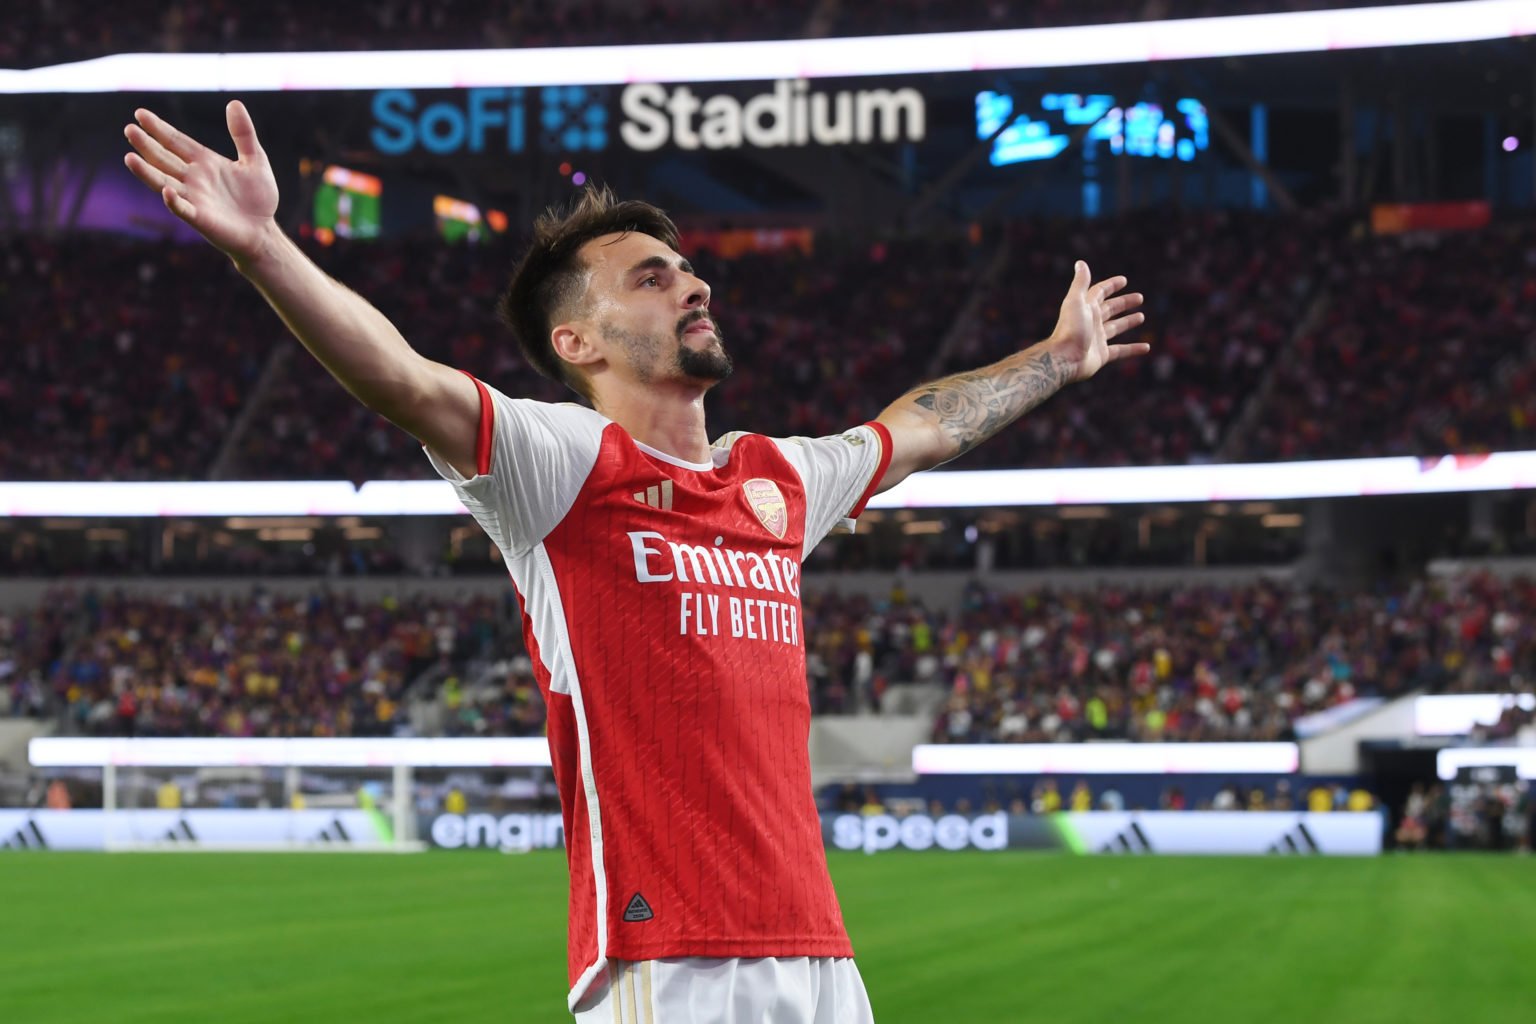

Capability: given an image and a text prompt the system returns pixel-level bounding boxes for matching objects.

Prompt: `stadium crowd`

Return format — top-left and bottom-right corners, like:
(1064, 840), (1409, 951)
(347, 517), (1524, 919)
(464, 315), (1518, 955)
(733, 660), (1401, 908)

(1237, 219), (1536, 461)
(7, 571), (1535, 742)
(937, 211), (1329, 468)
(805, 571), (1536, 742)
(6, 216), (1532, 481)
(2, 1), (1449, 67)
(9, 588), (520, 738)
(1, 236), (271, 481)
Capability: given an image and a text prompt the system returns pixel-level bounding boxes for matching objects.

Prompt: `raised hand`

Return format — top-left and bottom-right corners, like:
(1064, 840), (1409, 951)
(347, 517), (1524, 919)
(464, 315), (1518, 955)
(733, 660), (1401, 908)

(1048, 260), (1149, 383)
(123, 101), (278, 265)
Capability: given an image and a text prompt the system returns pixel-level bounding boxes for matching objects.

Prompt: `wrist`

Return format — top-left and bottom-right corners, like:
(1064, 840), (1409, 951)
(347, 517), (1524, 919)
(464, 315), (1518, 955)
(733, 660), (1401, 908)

(231, 219), (287, 277)
(1036, 335), (1081, 386)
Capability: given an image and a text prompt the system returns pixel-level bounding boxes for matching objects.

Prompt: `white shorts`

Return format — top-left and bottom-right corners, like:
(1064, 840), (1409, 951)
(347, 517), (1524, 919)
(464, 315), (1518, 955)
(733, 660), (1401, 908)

(573, 957), (875, 1024)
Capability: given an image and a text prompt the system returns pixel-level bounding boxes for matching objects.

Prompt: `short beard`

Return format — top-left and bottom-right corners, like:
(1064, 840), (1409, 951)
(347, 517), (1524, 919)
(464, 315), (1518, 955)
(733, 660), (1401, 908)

(675, 312), (733, 382)
(598, 316), (733, 386)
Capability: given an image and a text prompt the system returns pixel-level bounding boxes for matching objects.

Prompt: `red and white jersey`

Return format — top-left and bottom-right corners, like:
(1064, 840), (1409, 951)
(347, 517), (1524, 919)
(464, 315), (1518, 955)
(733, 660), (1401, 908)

(426, 377), (893, 1011)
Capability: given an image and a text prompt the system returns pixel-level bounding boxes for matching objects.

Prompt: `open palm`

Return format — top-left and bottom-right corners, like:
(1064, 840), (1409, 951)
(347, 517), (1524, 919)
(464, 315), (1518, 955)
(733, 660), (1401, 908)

(1050, 260), (1149, 383)
(123, 101), (278, 264)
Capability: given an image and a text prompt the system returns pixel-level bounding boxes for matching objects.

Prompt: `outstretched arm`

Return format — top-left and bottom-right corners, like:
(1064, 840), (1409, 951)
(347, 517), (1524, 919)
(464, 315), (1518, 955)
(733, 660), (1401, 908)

(122, 101), (480, 476)
(873, 261), (1148, 491)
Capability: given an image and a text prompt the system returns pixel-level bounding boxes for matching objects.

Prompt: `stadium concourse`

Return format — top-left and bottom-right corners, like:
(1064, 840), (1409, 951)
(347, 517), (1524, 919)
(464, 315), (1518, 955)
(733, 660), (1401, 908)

(5, 216), (1535, 482)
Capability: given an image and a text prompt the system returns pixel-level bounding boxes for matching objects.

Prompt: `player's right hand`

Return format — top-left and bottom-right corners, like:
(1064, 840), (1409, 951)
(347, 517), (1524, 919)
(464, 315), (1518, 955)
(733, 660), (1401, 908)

(123, 101), (278, 266)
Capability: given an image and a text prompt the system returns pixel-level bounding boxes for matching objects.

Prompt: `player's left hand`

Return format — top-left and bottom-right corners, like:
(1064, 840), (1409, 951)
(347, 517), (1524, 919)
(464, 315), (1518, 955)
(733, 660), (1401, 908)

(1047, 261), (1149, 383)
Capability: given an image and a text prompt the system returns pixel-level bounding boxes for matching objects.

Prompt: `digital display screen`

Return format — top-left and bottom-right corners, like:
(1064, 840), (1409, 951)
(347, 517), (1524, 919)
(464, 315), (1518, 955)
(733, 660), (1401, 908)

(977, 91), (1209, 167)
(433, 194), (507, 244)
(311, 165), (381, 243)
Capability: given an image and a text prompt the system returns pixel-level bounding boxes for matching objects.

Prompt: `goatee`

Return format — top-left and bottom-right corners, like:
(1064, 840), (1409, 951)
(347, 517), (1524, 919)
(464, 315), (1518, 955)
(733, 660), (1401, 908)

(677, 343), (733, 382)
(676, 313), (732, 382)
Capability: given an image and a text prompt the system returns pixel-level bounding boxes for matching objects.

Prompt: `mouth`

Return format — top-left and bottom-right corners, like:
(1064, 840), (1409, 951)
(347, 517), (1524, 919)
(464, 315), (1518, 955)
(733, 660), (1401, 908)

(684, 320), (717, 338)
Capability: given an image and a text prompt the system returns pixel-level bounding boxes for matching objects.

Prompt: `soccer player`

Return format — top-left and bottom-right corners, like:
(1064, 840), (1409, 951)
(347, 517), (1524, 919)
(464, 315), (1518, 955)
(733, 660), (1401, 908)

(123, 101), (1147, 1023)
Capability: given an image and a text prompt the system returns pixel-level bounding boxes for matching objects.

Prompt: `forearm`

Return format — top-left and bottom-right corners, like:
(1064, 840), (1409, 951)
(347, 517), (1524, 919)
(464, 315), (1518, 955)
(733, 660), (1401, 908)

(878, 338), (1070, 470)
(235, 222), (431, 416)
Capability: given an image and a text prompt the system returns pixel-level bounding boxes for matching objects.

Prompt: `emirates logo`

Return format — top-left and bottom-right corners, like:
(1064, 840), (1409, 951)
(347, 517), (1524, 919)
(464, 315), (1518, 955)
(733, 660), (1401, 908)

(741, 478), (788, 540)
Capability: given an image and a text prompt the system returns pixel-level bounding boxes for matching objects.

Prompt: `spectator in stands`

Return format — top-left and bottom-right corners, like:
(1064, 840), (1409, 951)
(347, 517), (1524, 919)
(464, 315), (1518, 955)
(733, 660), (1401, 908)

(1396, 782), (1428, 850)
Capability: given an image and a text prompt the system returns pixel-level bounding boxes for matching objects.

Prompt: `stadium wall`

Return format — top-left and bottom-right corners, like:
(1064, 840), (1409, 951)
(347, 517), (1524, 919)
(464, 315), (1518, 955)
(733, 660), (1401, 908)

(0, 720), (50, 774)
(1300, 693), (1422, 775)
(809, 716), (932, 788)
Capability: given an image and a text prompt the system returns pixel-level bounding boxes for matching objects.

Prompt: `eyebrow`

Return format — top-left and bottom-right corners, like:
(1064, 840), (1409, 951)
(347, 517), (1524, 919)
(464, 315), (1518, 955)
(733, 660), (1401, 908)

(626, 254), (694, 278)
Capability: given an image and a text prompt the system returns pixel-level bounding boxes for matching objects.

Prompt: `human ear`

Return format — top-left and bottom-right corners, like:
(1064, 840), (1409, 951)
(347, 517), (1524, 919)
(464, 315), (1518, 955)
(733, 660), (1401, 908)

(552, 322), (604, 370)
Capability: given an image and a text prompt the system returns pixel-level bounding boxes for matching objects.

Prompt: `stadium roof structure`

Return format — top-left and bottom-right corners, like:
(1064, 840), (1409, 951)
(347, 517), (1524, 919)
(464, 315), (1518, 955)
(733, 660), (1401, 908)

(3, 0), (1531, 93)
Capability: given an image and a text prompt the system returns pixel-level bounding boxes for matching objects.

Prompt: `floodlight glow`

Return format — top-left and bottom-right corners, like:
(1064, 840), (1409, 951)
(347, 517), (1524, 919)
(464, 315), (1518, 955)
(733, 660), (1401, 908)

(29, 736), (553, 768)
(913, 742), (1300, 775)
(1436, 747), (1536, 781)
(7, 451), (1536, 516)
(1, 1), (1531, 94)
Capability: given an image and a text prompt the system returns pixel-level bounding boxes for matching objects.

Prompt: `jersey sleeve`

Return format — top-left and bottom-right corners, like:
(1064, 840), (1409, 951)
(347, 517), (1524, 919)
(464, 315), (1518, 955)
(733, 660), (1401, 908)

(771, 421), (894, 560)
(423, 377), (606, 557)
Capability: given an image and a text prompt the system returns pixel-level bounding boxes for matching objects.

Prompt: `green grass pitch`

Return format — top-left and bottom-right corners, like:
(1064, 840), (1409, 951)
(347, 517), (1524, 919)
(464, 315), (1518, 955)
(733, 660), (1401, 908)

(1, 851), (1529, 1023)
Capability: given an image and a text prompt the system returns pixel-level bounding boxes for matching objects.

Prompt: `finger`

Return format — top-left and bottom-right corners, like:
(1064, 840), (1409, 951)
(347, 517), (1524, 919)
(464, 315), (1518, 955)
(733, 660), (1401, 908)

(1103, 292), (1144, 318)
(1106, 342), (1151, 363)
(134, 107), (208, 162)
(1066, 260), (1091, 297)
(226, 100), (265, 162)
(124, 123), (189, 180)
(161, 184), (198, 224)
(1090, 275), (1129, 302)
(124, 151), (176, 193)
(1105, 312), (1147, 338)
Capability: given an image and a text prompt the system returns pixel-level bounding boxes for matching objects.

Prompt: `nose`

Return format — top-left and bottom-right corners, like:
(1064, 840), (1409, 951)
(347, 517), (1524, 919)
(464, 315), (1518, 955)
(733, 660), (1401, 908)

(683, 275), (710, 310)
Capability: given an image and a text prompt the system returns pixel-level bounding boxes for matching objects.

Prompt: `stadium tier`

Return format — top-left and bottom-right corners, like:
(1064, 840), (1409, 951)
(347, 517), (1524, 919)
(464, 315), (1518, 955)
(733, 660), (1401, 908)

(6, 216), (1534, 482)
(1237, 219), (1536, 461)
(5, 571), (1533, 740)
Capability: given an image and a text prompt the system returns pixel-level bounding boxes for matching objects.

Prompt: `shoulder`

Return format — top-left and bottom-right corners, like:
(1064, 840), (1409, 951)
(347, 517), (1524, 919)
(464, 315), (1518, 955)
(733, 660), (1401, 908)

(486, 388), (608, 429)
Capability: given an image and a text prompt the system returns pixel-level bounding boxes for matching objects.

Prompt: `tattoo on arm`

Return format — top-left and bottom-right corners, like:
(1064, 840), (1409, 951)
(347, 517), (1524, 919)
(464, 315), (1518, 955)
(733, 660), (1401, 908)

(908, 348), (1067, 459)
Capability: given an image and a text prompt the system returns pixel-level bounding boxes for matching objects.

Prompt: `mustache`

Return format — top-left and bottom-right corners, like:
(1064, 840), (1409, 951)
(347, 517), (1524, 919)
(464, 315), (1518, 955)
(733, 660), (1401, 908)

(676, 310), (720, 339)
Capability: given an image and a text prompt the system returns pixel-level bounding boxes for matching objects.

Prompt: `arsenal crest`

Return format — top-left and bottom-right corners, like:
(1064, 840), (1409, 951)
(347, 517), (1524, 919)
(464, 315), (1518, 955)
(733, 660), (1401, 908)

(741, 478), (788, 540)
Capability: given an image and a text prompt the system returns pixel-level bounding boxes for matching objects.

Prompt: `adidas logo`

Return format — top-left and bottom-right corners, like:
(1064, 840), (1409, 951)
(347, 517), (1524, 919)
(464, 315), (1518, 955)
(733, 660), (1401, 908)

(160, 819), (197, 843)
(313, 817), (352, 843)
(1268, 822), (1321, 855)
(1, 819), (47, 850)
(622, 892), (654, 922)
(633, 480), (674, 511)
(1098, 821), (1153, 854)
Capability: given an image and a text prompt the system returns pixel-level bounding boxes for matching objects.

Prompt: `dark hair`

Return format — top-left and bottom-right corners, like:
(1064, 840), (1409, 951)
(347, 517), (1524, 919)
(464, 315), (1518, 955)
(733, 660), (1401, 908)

(497, 184), (681, 399)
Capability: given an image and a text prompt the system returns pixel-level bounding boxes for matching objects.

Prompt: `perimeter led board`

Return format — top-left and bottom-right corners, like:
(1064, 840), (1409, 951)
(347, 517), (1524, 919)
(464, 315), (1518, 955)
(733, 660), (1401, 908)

(29, 736), (553, 768)
(912, 742), (1300, 775)
(4, 451), (1534, 516)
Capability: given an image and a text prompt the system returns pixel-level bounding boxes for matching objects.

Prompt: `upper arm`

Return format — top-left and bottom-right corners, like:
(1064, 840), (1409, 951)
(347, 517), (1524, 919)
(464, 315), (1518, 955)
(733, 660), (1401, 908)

(774, 424), (894, 557)
(422, 385), (606, 556)
(381, 358), (483, 479)
(873, 404), (948, 495)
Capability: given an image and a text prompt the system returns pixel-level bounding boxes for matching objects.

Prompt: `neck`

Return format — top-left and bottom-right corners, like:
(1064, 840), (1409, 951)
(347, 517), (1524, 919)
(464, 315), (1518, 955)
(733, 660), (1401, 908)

(594, 381), (712, 465)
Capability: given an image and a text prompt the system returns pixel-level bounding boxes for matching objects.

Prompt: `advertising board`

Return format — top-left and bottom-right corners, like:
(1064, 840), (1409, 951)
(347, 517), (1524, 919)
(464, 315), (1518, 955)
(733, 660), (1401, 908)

(821, 811), (1381, 856)
(0, 810), (394, 851)
(415, 811), (1382, 856)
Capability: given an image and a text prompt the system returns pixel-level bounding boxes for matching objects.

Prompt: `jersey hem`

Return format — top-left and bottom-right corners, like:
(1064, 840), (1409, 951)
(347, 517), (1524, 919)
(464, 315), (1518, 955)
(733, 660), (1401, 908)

(602, 936), (855, 962)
